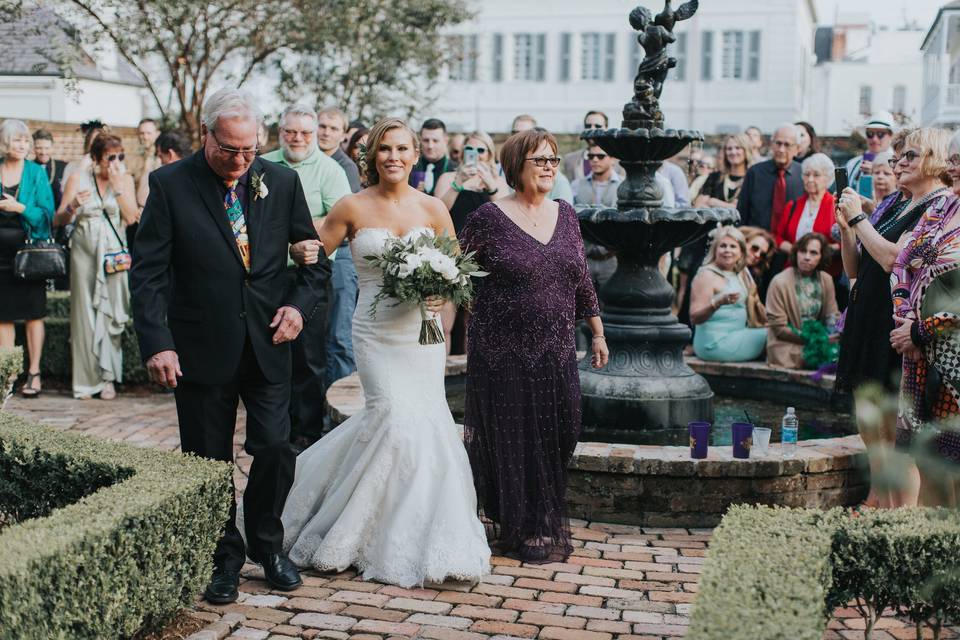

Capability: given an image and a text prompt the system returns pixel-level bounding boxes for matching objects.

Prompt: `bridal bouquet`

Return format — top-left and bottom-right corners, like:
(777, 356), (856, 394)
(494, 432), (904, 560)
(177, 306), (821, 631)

(365, 232), (487, 345)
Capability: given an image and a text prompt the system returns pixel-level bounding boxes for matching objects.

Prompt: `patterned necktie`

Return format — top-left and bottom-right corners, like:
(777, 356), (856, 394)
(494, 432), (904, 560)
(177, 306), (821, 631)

(770, 167), (787, 234)
(224, 180), (251, 271)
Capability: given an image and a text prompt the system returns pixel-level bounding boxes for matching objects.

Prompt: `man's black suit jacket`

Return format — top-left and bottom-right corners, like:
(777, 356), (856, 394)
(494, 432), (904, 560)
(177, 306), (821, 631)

(130, 151), (331, 385)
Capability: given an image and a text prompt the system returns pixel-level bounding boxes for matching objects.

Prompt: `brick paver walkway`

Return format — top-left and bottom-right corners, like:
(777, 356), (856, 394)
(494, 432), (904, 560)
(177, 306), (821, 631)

(6, 390), (957, 640)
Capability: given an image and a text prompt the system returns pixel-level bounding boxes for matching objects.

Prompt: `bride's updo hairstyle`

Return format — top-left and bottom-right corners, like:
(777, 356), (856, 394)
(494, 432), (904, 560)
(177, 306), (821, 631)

(363, 117), (420, 186)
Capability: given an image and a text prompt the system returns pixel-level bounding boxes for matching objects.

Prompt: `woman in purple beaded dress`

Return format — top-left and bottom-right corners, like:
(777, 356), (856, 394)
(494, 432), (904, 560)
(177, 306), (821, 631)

(461, 128), (609, 563)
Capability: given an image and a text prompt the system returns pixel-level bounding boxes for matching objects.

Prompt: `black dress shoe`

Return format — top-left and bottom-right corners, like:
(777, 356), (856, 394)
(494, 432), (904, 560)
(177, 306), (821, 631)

(259, 552), (302, 591)
(203, 567), (240, 604)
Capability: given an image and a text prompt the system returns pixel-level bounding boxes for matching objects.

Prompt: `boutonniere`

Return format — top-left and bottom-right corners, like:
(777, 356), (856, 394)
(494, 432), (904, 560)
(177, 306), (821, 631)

(251, 173), (269, 201)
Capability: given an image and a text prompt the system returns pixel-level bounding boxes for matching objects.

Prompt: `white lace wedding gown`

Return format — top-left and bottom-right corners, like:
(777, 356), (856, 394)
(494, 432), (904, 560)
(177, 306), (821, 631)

(279, 227), (491, 587)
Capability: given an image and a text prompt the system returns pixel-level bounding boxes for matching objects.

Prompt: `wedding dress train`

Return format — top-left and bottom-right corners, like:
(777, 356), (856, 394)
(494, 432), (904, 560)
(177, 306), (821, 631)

(279, 226), (491, 587)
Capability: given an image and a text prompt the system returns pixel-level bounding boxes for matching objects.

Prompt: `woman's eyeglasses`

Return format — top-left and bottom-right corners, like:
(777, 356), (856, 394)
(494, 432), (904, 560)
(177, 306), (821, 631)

(586, 153), (608, 160)
(464, 145), (487, 155)
(526, 156), (561, 168)
(107, 153), (125, 162)
(894, 150), (921, 165)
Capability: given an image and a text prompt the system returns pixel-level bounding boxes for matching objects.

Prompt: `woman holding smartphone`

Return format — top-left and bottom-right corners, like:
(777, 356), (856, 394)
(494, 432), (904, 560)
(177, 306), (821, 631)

(432, 131), (507, 353)
(434, 131), (507, 234)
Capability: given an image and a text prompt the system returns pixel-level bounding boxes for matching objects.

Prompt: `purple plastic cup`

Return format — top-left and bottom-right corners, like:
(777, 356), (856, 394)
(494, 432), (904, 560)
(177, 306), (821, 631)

(689, 422), (711, 459)
(732, 422), (754, 459)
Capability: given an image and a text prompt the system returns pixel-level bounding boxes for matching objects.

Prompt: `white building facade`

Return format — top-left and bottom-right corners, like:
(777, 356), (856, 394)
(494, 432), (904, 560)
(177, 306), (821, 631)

(921, 1), (960, 128)
(429, 0), (818, 134)
(809, 24), (923, 135)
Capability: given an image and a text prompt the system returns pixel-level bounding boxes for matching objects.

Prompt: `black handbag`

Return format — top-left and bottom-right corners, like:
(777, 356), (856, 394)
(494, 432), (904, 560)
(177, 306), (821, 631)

(7, 178), (67, 281)
(14, 238), (67, 281)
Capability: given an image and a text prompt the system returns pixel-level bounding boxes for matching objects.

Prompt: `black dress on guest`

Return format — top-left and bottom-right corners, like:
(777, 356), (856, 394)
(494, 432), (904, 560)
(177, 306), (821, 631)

(461, 200), (600, 563)
(836, 193), (923, 392)
(0, 184), (46, 322)
(449, 190), (490, 236)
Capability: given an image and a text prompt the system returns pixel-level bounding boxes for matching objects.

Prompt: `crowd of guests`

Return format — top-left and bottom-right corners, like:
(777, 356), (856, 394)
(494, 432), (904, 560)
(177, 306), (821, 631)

(675, 113), (960, 508)
(3, 103), (960, 518)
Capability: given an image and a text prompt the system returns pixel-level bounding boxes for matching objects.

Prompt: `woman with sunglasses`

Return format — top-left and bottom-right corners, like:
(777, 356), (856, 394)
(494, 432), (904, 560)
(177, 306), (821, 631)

(56, 133), (138, 399)
(433, 131), (507, 352)
(461, 128), (607, 563)
(836, 127), (950, 509)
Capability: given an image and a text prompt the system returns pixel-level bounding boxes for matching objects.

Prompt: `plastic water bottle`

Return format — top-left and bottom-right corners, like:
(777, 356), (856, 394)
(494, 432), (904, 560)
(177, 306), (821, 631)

(781, 407), (799, 458)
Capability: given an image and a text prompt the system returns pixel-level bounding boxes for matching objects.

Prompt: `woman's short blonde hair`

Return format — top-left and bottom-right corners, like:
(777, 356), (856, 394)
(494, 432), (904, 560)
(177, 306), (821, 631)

(903, 127), (952, 186)
(464, 131), (498, 169)
(703, 225), (747, 273)
(720, 134), (754, 175)
(362, 117), (419, 187)
(0, 119), (30, 156)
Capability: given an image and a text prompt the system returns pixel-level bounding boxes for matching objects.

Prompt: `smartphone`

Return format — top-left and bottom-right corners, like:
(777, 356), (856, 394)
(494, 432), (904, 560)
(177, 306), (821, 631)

(463, 147), (478, 167)
(834, 167), (849, 194)
(858, 174), (874, 198)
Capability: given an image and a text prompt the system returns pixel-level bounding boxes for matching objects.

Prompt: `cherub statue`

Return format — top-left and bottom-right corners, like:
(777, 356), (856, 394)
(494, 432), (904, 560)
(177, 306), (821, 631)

(630, 6), (675, 104)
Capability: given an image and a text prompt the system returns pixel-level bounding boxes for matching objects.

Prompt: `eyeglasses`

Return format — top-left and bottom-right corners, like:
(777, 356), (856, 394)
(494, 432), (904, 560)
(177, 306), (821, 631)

(866, 130), (891, 140)
(584, 123), (605, 129)
(281, 128), (314, 139)
(897, 150), (921, 165)
(949, 155), (960, 168)
(526, 156), (561, 168)
(106, 153), (125, 162)
(586, 153), (608, 160)
(464, 145), (487, 154)
(748, 244), (766, 254)
(212, 132), (259, 160)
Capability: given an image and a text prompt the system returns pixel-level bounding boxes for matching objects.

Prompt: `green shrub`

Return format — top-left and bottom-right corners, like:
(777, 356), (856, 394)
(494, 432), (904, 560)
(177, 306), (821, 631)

(687, 505), (841, 640)
(830, 508), (960, 638)
(14, 291), (149, 384)
(0, 347), (22, 406)
(689, 505), (960, 639)
(0, 412), (232, 639)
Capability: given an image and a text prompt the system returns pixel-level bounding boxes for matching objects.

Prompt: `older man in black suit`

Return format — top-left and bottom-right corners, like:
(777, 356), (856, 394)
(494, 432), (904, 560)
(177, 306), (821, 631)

(131, 88), (331, 604)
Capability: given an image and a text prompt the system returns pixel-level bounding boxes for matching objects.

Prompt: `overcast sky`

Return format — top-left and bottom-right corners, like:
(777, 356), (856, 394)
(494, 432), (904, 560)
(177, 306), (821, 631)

(814, 0), (943, 29)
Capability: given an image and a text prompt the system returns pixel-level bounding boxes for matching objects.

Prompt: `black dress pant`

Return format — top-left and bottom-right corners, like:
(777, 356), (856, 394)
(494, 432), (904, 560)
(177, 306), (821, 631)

(175, 337), (296, 572)
(289, 267), (329, 441)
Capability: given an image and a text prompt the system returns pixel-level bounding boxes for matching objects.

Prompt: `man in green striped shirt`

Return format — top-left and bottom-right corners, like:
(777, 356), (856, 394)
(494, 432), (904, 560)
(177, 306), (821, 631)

(262, 104), (351, 448)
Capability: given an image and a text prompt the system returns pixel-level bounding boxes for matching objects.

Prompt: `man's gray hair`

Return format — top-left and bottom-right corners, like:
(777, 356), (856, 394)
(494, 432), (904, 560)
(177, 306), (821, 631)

(801, 152), (834, 176)
(0, 119), (30, 156)
(774, 123), (802, 145)
(201, 88), (263, 132)
(280, 104), (317, 129)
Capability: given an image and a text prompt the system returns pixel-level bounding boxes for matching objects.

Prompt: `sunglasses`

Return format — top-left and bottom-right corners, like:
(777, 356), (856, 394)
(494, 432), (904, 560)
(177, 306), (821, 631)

(894, 150), (921, 165)
(586, 153), (608, 160)
(866, 130), (890, 140)
(464, 145), (487, 154)
(526, 156), (561, 168)
(748, 244), (766, 253)
(107, 153), (125, 162)
(584, 123), (605, 129)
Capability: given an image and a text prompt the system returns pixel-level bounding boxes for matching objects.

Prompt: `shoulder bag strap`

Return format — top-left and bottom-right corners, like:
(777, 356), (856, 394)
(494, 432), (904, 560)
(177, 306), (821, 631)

(91, 170), (126, 249)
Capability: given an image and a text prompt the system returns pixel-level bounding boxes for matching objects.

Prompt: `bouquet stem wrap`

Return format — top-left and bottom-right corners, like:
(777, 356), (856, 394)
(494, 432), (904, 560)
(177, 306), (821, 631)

(419, 303), (445, 345)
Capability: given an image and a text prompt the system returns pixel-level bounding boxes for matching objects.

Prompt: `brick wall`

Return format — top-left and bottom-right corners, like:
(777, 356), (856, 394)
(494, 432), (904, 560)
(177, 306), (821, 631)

(20, 119), (140, 163)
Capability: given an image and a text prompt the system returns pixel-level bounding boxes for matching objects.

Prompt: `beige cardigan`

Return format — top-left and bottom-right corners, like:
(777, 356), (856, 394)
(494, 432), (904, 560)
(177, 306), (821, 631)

(765, 268), (838, 369)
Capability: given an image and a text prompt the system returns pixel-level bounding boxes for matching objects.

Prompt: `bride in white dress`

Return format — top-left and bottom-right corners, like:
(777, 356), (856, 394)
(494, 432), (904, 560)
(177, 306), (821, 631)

(279, 118), (490, 587)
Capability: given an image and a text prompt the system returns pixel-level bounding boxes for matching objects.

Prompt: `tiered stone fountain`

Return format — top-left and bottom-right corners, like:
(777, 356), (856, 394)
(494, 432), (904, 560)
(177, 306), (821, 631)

(576, 1), (739, 442)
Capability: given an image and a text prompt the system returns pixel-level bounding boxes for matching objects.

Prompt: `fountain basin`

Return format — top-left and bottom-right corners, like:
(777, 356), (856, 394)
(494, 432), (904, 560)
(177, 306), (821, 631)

(583, 127), (703, 163)
(578, 205), (739, 256)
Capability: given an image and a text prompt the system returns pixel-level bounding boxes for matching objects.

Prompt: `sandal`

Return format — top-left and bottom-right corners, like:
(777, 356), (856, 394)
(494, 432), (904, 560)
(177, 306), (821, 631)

(100, 382), (116, 401)
(20, 373), (41, 398)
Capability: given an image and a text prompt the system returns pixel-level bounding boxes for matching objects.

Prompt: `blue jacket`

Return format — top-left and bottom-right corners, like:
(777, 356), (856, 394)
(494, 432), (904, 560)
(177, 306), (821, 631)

(4, 161), (54, 240)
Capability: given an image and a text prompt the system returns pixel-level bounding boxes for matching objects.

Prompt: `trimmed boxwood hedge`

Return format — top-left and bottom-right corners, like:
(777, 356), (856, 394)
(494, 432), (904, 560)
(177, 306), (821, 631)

(0, 346), (22, 408)
(0, 410), (232, 639)
(688, 505), (842, 640)
(14, 291), (148, 384)
(689, 505), (960, 639)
